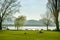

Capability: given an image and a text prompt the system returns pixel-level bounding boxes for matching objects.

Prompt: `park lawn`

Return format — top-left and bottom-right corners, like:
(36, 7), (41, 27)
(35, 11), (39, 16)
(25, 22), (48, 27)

(0, 30), (60, 40)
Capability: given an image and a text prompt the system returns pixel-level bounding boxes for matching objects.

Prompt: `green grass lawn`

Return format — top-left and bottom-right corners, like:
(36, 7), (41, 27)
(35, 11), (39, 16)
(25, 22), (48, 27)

(0, 30), (60, 40)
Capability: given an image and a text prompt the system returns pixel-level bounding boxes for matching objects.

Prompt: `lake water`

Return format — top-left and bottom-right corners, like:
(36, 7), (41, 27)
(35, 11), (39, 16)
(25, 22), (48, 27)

(3, 26), (57, 30)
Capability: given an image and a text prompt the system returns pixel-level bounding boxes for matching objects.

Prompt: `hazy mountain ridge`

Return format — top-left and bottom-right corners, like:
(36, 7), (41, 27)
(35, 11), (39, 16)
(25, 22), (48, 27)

(25, 19), (55, 26)
(25, 20), (40, 26)
(3, 18), (55, 26)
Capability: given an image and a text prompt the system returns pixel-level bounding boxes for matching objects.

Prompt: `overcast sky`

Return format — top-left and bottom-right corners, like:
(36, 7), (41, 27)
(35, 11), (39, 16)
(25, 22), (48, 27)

(14, 0), (48, 20)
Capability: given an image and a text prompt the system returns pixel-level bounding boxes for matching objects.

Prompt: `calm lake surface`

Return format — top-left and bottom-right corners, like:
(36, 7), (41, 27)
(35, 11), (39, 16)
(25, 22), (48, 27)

(3, 26), (58, 30)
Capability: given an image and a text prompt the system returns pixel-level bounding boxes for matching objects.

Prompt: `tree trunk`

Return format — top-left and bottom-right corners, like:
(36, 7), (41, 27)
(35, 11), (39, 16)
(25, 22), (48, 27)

(17, 27), (18, 30)
(0, 22), (2, 30)
(55, 0), (59, 31)
(0, 17), (2, 30)
(47, 25), (48, 30)
(55, 17), (59, 31)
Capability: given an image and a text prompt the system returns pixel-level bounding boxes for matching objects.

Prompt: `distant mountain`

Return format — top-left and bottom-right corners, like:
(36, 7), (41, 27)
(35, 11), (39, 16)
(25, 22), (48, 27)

(25, 19), (55, 26)
(3, 17), (55, 26)
(25, 20), (40, 26)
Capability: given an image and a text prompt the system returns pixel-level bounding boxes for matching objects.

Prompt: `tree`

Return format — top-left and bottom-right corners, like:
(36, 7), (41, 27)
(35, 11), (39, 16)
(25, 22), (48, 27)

(41, 12), (52, 30)
(47, 0), (60, 31)
(14, 16), (26, 30)
(0, 0), (21, 30)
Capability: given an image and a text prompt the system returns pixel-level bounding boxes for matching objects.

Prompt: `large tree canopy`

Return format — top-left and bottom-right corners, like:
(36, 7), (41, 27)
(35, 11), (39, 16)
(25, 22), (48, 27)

(47, 0), (60, 31)
(47, 0), (60, 13)
(0, 0), (21, 30)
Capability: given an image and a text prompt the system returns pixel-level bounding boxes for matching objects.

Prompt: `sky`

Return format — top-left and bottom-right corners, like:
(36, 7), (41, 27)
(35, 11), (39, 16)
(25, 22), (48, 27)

(14, 0), (48, 20)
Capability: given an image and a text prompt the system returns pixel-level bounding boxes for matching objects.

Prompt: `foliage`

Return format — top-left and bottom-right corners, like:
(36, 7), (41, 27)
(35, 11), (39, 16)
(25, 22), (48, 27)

(0, 0), (21, 30)
(0, 0), (21, 20)
(47, 0), (60, 31)
(40, 12), (52, 30)
(14, 16), (26, 30)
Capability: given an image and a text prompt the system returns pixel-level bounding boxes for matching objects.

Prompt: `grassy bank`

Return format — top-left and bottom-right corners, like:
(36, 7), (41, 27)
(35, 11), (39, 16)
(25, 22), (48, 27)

(0, 30), (60, 40)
